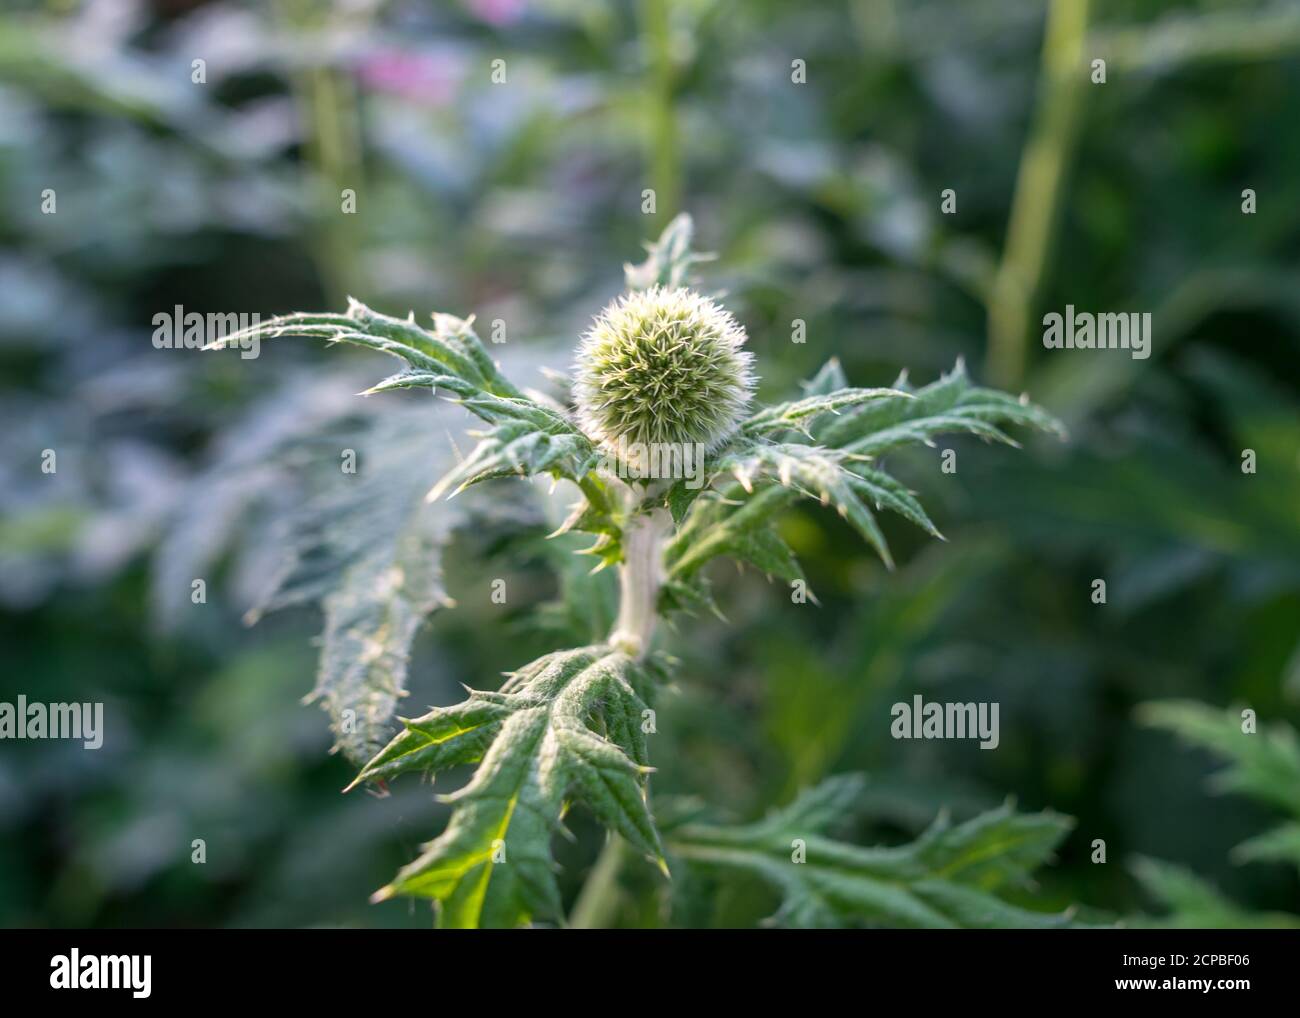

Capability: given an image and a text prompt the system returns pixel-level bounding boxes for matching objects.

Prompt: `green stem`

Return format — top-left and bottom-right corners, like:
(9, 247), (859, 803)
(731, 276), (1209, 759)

(277, 0), (366, 305)
(641, 0), (679, 221)
(986, 0), (1090, 388)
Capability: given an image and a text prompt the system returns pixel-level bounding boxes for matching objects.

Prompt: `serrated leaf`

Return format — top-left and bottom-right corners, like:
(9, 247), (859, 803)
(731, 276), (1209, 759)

(728, 441), (894, 564)
(662, 361), (1062, 587)
(624, 213), (714, 291)
(911, 803), (1073, 891)
(667, 442), (895, 576)
(658, 573), (723, 619)
(429, 419), (599, 500)
(849, 465), (943, 539)
(800, 357), (850, 397)
(726, 525), (806, 583)
(744, 387), (912, 437)
(208, 299), (598, 499)
(1129, 856), (1300, 929)
(362, 646), (664, 928)
(818, 359), (1065, 454)
(209, 300), (517, 396)
(312, 529), (451, 763)
(249, 408), (468, 763)
(668, 778), (1087, 928)
(663, 476), (711, 526)
(1138, 701), (1300, 817)
(1138, 700), (1300, 894)
(1233, 822), (1300, 869)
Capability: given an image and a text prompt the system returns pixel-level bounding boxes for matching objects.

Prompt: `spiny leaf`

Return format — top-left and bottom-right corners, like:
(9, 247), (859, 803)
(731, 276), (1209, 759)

(800, 357), (850, 397)
(1129, 857), (1300, 929)
(1137, 701), (1300, 817)
(910, 803), (1075, 891)
(1138, 700), (1300, 896)
(725, 525), (806, 584)
(429, 420), (599, 501)
(662, 361), (1061, 586)
(208, 300), (520, 399)
(818, 359), (1066, 454)
(850, 465), (943, 539)
(624, 213), (715, 291)
(668, 778), (1086, 928)
(208, 300), (602, 500)
(1128, 705), (1300, 926)
(722, 441), (895, 566)
(312, 528), (451, 764)
(248, 408), (468, 763)
(1233, 822), (1300, 869)
(744, 387), (912, 437)
(550, 476), (624, 570)
(360, 646), (664, 928)
(666, 443), (898, 578)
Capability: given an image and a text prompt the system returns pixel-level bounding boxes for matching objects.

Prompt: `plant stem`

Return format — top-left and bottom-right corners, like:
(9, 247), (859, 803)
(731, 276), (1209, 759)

(276, 0), (367, 306)
(986, 0), (1090, 388)
(609, 508), (670, 658)
(302, 64), (365, 306)
(641, 0), (680, 221)
(568, 835), (627, 929)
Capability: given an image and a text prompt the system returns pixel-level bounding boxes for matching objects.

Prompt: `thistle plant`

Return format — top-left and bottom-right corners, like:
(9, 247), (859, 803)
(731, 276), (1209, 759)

(210, 215), (1085, 929)
(573, 285), (755, 455)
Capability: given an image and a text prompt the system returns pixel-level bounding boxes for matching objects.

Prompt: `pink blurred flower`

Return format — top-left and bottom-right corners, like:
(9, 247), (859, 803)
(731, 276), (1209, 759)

(355, 49), (462, 105)
(464, 0), (527, 27)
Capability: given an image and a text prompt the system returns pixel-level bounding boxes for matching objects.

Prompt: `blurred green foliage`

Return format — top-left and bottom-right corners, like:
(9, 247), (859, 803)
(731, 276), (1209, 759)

(0, 0), (1297, 927)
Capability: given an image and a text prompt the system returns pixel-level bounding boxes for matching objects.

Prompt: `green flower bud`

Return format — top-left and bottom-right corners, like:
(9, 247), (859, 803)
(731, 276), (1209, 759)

(573, 286), (755, 456)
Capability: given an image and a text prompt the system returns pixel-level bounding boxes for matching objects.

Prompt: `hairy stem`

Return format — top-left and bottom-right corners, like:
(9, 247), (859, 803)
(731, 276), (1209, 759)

(609, 508), (671, 658)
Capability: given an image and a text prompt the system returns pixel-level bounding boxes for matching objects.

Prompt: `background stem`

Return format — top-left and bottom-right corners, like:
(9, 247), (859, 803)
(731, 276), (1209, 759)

(986, 0), (1090, 388)
(642, 0), (680, 221)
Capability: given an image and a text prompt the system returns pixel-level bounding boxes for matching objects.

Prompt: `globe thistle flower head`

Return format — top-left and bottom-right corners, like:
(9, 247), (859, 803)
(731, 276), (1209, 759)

(573, 286), (755, 456)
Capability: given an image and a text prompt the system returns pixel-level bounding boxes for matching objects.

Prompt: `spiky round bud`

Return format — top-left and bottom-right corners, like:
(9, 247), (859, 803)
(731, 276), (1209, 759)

(573, 286), (755, 455)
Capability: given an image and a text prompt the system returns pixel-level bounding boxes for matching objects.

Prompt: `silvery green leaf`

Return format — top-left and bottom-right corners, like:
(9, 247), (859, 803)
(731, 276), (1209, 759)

(624, 213), (715, 291)
(208, 300), (521, 398)
(744, 387), (912, 437)
(248, 407), (470, 764)
(663, 360), (1062, 584)
(1233, 823), (1300, 869)
(818, 359), (1066, 454)
(722, 441), (895, 566)
(209, 298), (600, 506)
(153, 375), (493, 765)
(358, 646), (665, 928)
(428, 420), (600, 500)
(1130, 857), (1300, 929)
(1138, 701), (1300, 891)
(1138, 700), (1300, 817)
(800, 357), (850, 397)
(669, 778), (1087, 928)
